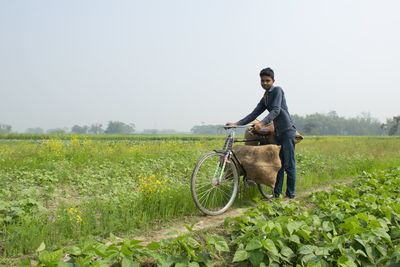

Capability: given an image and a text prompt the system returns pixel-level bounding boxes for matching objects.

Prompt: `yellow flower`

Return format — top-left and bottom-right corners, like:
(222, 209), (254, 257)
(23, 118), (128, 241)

(137, 173), (169, 194)
(69, 207), (83, 224)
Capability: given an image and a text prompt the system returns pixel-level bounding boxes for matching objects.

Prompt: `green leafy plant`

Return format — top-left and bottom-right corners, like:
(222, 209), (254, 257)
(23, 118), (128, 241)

(226, 167), (400, 266)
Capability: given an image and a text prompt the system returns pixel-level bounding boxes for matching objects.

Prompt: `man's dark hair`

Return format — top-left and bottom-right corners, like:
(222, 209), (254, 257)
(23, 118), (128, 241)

(259, 67), (274, 80)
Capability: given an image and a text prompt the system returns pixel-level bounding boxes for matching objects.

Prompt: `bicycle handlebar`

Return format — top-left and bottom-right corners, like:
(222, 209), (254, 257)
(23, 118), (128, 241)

(223, 124), (254, 129)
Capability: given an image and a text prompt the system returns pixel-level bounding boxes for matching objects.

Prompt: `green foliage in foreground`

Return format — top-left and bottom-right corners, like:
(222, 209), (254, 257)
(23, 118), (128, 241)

(18, 167), (400, 266)
(226, 167), (400, 266)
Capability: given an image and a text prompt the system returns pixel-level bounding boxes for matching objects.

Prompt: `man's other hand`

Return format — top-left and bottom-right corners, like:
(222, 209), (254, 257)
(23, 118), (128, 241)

(254, 122), (265, 131)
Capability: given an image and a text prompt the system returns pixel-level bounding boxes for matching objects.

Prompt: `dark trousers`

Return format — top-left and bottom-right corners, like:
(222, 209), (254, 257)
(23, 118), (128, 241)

(273, 127), (297, 198)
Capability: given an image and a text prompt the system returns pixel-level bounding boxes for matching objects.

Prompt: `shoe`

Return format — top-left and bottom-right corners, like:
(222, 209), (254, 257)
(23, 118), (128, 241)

(284, 196), (294, 202)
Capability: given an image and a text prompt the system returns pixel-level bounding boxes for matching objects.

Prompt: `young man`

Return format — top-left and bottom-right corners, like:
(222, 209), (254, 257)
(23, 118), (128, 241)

(226, 67), (297, 199)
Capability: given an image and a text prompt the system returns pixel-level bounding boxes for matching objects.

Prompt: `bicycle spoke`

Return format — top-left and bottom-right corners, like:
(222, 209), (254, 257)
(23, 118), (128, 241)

(217, 185), (233, 199)
(200, 181), (233, 210)
(198, 185), (223, 209)
(210, 186), (218, 208)
(198, 191), (211, 206)
(195, 183), (213, 191)
(197, 186), (214, 201)
(212, 187), (225, 205)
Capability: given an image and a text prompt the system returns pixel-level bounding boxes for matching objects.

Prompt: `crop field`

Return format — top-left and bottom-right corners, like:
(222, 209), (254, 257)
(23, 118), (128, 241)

(0, 134), (399, 266)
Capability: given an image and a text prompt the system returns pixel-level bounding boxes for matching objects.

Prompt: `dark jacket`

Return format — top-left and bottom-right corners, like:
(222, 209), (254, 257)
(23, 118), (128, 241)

(237, 86), (295, 135)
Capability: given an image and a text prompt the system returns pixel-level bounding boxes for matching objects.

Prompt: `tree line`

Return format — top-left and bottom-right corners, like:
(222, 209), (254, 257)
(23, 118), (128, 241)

(0, 121), (135, 135)
(0, 121), (185, 135)
(190, 112), (400, 136)
(1, 112), (399, 135)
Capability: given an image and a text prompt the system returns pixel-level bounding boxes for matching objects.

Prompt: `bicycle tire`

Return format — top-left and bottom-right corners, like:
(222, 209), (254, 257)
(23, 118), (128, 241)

(191, 151), (239, 215)
(257, 184), (274, 199)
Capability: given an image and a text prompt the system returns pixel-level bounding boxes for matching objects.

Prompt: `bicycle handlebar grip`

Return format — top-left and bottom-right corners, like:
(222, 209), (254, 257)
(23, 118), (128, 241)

(224, 124), (254, 129)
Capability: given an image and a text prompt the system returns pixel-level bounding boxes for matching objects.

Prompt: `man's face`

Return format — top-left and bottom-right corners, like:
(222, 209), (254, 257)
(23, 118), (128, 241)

(260, 76), (274, 91)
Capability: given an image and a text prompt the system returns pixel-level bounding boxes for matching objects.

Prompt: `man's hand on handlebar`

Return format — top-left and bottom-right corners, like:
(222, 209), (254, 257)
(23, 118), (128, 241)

(254, 121), (265, 131)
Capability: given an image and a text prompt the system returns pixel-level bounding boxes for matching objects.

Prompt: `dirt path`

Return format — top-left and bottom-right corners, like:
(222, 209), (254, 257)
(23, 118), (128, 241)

(136, 177), (354, 244)
(136, 208), (248, 244)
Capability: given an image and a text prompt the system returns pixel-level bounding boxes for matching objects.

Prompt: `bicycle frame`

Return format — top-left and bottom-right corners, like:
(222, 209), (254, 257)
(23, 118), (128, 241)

(214, 125), (253, 184)
(190, 124), (274, 215)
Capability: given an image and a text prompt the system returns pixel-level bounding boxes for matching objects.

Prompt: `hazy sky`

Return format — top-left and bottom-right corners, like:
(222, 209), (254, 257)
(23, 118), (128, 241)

(1, 0), (399, 132)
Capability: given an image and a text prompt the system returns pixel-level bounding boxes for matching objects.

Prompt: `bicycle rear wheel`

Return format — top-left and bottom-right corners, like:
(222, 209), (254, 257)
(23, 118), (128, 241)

(191, 151), (239, 215)
(258, 184), (274, 199)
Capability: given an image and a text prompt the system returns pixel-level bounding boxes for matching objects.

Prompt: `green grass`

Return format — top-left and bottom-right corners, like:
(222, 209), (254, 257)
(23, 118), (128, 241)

(0, 134), (399, 262)
(14, 167), (400, 266)
(295, 136), (400, 189)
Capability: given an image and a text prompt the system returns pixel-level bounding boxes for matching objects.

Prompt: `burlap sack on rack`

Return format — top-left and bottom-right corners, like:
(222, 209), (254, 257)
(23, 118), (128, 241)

(232, 144), (281, 188)
(245, 120), (303, 145)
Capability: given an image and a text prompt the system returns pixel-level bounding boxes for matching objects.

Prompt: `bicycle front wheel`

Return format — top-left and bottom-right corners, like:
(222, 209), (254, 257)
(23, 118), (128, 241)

(191, 151), (239, 215)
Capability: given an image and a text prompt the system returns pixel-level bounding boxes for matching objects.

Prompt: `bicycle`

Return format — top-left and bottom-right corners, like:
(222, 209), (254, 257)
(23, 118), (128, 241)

(190, 125), (274, 215)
